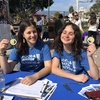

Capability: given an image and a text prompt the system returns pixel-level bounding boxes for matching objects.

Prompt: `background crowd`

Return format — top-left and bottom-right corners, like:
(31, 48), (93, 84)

(0, 11), (100, 85)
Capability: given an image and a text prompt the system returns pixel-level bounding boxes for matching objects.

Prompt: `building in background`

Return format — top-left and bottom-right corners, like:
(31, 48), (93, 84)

(79, 7), (89, 22)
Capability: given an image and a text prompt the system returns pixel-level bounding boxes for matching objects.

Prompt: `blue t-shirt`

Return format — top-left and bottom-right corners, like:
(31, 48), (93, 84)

(53, 49), (90, 74)
(8, 41), (51, 72)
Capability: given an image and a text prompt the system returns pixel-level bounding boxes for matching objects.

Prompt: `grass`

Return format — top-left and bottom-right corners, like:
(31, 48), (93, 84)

(82, 22), (88, 32)
(83, 27), (88, 32)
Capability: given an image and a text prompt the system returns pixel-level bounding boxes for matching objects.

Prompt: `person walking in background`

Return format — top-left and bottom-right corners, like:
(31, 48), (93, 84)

(88, 12), (98, 45)
(98, 19), (100, 32)
(42, 17), (49, 40)
(0, 19), (52, 85)
(64, 15), (70, 23)
(55, 14), (66, 36)
(10, 21), (16, 38)
(37, 17), (43, 32)
(72, 11), (84, 34)
(51, 22), (99, 83)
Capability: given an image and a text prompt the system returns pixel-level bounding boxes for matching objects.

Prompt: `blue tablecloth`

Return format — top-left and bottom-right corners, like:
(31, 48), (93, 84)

(1, 71), (100, 100)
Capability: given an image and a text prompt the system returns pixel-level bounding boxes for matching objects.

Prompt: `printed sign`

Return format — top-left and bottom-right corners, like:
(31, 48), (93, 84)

(0, 0), (11, 42)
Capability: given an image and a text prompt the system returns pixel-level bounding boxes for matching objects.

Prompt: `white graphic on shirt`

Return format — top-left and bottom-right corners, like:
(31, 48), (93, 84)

(72, 61), (76, 72)
(21, 54), (40, 64)
(61, 59), (76, 73)
(36, 54), (40, 61)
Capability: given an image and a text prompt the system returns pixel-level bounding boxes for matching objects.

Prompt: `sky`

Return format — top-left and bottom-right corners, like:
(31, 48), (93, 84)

(44, 0), (96, 11)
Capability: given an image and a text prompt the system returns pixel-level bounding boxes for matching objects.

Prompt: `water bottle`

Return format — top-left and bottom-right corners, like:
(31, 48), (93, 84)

(0, 68), (5, 92)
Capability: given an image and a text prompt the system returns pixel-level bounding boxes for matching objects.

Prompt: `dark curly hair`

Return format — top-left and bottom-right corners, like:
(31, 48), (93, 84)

(53, 22), (85, 60)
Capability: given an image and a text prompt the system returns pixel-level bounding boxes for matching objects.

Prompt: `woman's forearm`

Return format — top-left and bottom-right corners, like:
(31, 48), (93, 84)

(34, 66), (51, 80)
(88, 56), (99, 80)
(0, 56), (12, 74)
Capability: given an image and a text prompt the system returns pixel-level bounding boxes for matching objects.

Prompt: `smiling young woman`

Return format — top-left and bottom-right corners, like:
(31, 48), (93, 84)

(51, 22), (99, 83)
(0, 19), (52, 85)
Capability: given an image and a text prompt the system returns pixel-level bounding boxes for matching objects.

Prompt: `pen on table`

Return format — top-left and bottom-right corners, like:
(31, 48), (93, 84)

(63, 82), (73, 93)
(40, 81), (49, 93)
(46, 85), (57, 100)
(66, 82), (83, 85)
(44, 85), (57, 100)
(40, 84), (46, 93)
(0, 95), (3, 100)
(45, 84), (54, 92)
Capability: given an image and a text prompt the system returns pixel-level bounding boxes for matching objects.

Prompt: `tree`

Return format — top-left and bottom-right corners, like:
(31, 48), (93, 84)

(69, 6), (74, 13)
(9, 0), (54, 19)
(90, 0), (100, 15)
(53, 12), (60, 19)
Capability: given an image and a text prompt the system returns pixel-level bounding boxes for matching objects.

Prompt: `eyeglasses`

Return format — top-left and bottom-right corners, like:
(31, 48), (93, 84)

(74, 15), (78, 17)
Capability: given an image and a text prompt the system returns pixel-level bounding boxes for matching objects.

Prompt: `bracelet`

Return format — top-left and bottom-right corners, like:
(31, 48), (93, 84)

(0, 51), (6, 56)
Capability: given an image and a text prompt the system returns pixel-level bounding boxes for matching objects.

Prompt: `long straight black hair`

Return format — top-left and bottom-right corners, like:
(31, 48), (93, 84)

(89, 12), (96, 25)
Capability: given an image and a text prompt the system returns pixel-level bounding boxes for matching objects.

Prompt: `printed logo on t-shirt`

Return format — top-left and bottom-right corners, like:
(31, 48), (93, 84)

(21, 54), (40, 64)
(61, 59), (76, 73)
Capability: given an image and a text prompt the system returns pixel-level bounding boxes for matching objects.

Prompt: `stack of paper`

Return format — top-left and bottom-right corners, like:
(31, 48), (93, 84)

(5, 78), (57, 100)
(2, 95), (14, 100)
(78, 84), (100, 99)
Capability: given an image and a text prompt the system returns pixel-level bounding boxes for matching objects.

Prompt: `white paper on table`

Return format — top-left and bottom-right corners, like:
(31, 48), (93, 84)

(82, 85), (95, 92)
(78, 88), (88, 98)
(5, 78), (48, 98)
(3, 95), (14, 100)
(90, 84), (100, 91)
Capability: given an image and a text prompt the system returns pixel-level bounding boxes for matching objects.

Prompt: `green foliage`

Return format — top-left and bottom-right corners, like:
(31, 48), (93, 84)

(82, 22), (88, 32)
(90, 0), (100, 14)
(9, 0), (54, 20)
(69, 6), (74, 13)
(53, 12), (60, 19)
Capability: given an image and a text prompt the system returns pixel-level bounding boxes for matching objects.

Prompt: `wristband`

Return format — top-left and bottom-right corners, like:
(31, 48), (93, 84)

(0, 51), (6, 56)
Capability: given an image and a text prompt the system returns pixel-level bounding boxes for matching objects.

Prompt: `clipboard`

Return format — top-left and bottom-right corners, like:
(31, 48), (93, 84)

(4, 78), (48, 99)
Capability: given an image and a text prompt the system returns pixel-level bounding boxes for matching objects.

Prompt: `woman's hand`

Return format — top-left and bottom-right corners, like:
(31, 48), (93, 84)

(0, 39), (9, 53)
(20, 75), (38, 85)
(87, 44), (96, 57)
(74, 74), (88, 83)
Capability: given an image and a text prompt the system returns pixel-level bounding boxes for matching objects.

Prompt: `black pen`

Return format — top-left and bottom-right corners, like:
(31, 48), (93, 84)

(40, 83), (47, 93)
(66, 82), (83, 85)
(63, 82), (73, 93)
(0, 95), (3, 100)
(40, 81), (49, 93)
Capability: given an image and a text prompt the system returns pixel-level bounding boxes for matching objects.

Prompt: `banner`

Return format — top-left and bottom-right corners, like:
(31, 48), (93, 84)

(0, 0), (11, 42)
